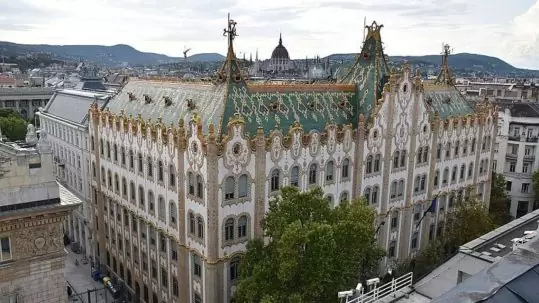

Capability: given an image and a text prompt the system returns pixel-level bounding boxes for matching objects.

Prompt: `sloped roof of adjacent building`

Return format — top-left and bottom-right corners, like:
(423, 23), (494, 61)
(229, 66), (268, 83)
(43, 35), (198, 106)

(43, 89), (111, 125)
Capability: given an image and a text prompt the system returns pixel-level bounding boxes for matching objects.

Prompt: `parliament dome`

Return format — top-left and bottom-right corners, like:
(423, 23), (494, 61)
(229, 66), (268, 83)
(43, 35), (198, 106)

(271, 34), (290, 59)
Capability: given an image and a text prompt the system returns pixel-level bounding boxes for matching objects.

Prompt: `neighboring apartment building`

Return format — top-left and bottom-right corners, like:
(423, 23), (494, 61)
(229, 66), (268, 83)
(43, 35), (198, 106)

(86, 18), (497, 303)
(0, 125), (79, 302)
(494, 101), (539, 218)
(0, 87), (54, 119)
(456, 81), (539, 103)
(37, 89), (112, 259)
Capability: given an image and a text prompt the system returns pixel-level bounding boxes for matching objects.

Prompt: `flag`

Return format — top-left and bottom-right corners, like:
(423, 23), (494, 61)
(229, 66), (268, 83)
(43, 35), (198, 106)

(416, 197), (437, 228)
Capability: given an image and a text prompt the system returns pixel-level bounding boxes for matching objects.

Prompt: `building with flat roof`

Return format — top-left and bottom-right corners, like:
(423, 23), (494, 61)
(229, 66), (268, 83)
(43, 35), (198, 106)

(0, 125), (80, 302)
(0, 87), (54, 119)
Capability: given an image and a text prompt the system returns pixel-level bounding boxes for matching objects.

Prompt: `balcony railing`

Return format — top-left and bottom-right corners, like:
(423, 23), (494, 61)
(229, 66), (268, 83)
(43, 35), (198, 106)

(524, 155), (536, 161)
(509, 135), (521, 141)
(346, 272), (414, 303)
(506, 153), (518, 159)
(527, 137), (539, 142)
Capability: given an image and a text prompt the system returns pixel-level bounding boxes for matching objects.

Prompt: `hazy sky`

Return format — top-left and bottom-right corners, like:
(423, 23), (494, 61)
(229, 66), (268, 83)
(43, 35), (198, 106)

(1, 0), (539, 69)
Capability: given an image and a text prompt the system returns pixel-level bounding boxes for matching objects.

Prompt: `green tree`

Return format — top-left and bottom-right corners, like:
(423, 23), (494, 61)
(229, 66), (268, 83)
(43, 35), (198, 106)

(444, 196), (496, 252)
(235, 187), (385, 303)
(489, 172), (512, 225)
(0, 116), (28, 141)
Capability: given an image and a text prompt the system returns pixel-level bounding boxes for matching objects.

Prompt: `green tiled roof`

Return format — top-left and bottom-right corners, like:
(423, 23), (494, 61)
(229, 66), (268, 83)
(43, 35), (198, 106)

(106, 80), (227, 132)
(340, 22), (390, 120)
(220, 83), (357, 136)
(424, 84), (474, 118)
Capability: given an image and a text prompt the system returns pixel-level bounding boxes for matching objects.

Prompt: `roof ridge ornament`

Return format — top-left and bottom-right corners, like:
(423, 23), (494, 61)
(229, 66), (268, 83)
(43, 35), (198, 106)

(216, 13), (245, 84)
(223, 13), (238, 56)
(434, 43), (454, 85)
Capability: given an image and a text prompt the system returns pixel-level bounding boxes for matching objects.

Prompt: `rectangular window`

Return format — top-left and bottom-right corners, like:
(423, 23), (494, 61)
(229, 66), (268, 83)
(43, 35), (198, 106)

(522, 183), (530, 193)
(193, 254), (202, 278)
(523, 163), (530, 173)
(510, 162), (516, 172)
(0, 237), (12, 262)
(506, 181), (512, 191)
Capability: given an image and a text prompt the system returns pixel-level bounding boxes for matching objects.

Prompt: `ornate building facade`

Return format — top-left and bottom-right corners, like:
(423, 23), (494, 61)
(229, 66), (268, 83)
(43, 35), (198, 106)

(0, 126), (80, 302)
(87, 17), (497, 303)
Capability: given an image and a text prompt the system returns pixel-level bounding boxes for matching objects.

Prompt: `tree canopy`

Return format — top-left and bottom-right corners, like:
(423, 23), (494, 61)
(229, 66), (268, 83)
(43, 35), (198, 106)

(234, 187), (385, 303)
(489, 172), (512, 226)
(0, 109), (28, 141)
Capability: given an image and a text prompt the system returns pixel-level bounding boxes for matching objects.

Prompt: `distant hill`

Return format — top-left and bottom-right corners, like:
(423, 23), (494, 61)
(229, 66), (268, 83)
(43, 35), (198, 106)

(0, 41), (224, 67)
(325, 53), (539, 76)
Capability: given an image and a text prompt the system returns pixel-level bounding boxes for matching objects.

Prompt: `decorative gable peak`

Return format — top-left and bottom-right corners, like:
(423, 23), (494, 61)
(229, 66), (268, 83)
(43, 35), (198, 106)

(434, 43), (455, 85)
(216, 13), (245, 84)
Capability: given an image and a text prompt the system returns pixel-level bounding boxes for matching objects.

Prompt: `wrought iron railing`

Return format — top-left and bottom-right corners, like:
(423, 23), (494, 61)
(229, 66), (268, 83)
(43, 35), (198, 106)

(346, 272), (413, 303)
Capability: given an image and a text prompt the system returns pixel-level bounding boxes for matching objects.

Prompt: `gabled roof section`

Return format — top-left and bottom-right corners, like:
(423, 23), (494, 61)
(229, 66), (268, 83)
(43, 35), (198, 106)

(423, 44), (474, 119)
(340, 21), (390, 119)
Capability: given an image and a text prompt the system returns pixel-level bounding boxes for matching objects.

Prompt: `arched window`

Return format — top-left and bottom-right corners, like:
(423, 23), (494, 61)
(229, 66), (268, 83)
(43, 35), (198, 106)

(420, 174), (426, 191)
(114, 174), (119, 192)
(393, 151), (400, 169)
(230, 258), (240, 282)
(434, 170), (439, 187)
(148, 191), (155, 213)
(168, 165), (176, 187)
(468, 162), (474, 179)
(326, 161), (334, 181)
(364, 187), (371, 202)
(451, 166), (457, 181)
(129, 149), (134, 169)
(460, 164), (465, 180)
(374, 154), (381, 172)
(290, 166), (300, 187)
(455, 140), (460, 156)
(237, 216), (247, 238)
(188, 172), (195, 195)
(414, 175), (420, 193)
(417, 147), (423, 163)
(196, 175), (203, 198)
(326, 195), (334, 208)
(366, 155), (373, 174)
(422, 146), (429, 163)
(463, 139), (468, 155)
(225, 177), (235, 200)
(147, 156), (153, 177)
(138, 186), (145, 208)
(158, 160), (164, 182)
(122, 177), (127, 196)
(158, 196), (166, 222)
(106, 141), (110, 158)
(398, 180), (404, 197)
(130, 181), (136, 202)
(238, 174), (248, 198)
(445, 142), (451, 159)
(189, 212), (195, 234)
(137, 152), (142, 172)
(121, 147), (126, 165)
(471, 138), (476, 152)
(436, 144), (442, 160)
(371, 186), (379, 204)
(169, 201), (177, 227)
(100, 139), (104, 155)
(400, 150), (407, 167)
(390, 181), (397, 199)
(443, 168), (449, 184)
(270, 169), (280, 191)
(92, 162), (96, 178)
(197, 216), (204, 239)
(225, 218), (235, 241)
(340, 192), (349, 203)
(342, 159), (349, 179)
(309, 164), (317, 185)
(113, 144), (118, 162)
(107, 170), (112, 188)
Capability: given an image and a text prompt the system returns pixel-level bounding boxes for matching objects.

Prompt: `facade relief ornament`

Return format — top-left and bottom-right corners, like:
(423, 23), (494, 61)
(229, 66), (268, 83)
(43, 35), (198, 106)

(343, 128), (352, 153)
(224, 125), (250, 175)
(291, 131), (303, 159)
(188, 123), (204, 171)
(309, 131), (320, 157)
(326, 126), (337, 154)
(270, 133), (283, 162)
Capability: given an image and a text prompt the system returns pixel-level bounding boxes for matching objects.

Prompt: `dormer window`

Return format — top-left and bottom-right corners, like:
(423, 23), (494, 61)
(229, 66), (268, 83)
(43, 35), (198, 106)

(186, 99), (195, 110)
(144, 94), (152, 104)
(128, 92), (136, 101)
(163, 96), (172, 106)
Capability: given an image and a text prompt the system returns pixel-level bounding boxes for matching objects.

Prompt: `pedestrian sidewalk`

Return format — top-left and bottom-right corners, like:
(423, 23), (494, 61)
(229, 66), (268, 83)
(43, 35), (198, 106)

(65, 250), (112, 303)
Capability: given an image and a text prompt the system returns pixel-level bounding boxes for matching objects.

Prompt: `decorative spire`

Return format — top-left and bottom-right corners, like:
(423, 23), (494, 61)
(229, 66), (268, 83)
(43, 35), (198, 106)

(216, 13), (244, 84)
(279, 32), (283, 46)
(434, 43), (454, 85)
(256, 48), (258, 61)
